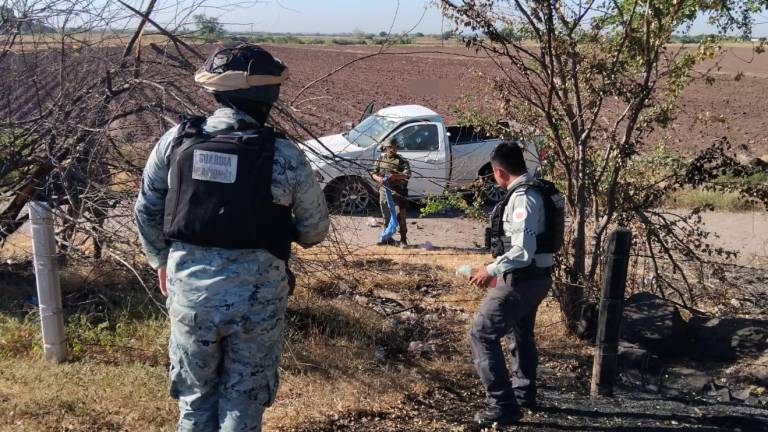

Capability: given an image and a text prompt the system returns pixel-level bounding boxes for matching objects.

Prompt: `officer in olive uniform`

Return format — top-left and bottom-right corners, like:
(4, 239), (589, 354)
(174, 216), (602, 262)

(371, 137), (411, 246)
(468, 142), (559, 428)
(134, 44), (329, 432)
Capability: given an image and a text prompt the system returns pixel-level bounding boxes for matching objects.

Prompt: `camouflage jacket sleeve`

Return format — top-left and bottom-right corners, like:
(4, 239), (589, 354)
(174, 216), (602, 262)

(133, 126), (179, 269)
(288, 147), (330, 248)
(486, 188), (543, 277)
(372, 157), (382, 176)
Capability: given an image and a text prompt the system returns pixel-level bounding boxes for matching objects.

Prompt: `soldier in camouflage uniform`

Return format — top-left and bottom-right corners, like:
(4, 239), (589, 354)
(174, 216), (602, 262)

(134, 44), (329, 432)
(371, 138), (411, 246)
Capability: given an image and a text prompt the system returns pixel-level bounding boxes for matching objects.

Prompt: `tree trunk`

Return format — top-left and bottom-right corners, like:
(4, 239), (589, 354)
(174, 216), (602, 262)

(563, 144), (588, 334)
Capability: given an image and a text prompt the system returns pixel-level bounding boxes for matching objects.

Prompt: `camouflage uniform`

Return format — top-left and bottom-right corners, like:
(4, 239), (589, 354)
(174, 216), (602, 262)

(471, 173), (554, 412)
(134, 108), (329, 431)
(372, 153), (411, 239)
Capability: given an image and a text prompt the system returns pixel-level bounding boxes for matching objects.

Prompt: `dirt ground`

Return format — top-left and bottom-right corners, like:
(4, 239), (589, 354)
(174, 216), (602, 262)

(332, 209), (768, 263)
(289, 210), (768, 432)
(2, 211), (766, 432)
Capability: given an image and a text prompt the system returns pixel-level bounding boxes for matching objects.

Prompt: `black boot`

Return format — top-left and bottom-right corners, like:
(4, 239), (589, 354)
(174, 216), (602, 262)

(471, 406), (522, 428)
(399, 234), (408, 248)
(515, 390), (537, 410)
(517, 398), (537, 410)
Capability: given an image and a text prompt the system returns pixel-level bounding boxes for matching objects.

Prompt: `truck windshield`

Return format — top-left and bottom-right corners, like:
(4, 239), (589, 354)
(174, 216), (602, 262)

(345, 114), (398, 148)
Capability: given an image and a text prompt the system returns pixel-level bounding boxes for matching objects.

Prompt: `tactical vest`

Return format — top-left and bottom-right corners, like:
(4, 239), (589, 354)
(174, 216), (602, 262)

(485, 179), (565, 258)
(163, 116), (296, 260)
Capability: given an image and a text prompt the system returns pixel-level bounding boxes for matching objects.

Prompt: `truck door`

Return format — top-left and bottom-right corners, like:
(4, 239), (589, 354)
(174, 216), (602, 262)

(383, 122), (449, 197)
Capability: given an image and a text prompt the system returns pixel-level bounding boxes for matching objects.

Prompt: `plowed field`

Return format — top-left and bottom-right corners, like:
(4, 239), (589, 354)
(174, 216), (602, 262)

(269, 44), (768, 157)
(5, 44), (768, 156)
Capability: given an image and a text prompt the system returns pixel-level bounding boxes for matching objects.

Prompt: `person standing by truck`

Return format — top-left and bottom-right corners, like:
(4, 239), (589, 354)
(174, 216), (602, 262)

(371, 138), (411, 246)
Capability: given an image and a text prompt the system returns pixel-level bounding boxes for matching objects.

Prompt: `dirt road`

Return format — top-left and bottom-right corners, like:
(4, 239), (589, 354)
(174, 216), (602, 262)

(331, 210), (768, 262)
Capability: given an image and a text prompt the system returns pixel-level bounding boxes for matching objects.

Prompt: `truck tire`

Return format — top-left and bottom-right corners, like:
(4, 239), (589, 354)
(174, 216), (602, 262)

(327, 176), (375, 214)
(478, 170), (505, 204)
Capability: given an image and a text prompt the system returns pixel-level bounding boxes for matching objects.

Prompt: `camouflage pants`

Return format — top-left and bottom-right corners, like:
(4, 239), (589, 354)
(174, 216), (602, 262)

(166, 243), (290, 432)
(379, 187), (408, 238)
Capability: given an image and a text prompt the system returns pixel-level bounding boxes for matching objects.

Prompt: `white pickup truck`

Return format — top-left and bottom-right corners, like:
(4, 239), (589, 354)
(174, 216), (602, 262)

(304, 104), (541, 213)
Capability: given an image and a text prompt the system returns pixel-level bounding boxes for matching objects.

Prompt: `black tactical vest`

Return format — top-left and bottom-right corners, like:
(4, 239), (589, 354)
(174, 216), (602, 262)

(163, 116), (295, 260)
(485, 179), (565, 258)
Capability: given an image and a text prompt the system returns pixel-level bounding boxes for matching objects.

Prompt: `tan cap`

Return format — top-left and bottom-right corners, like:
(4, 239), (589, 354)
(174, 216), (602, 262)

(194, 68), (289, 92)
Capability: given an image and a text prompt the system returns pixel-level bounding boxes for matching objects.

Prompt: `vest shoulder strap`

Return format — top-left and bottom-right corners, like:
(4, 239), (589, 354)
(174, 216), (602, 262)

(178, 115), (207, 137)
(499, 180), (540, 207)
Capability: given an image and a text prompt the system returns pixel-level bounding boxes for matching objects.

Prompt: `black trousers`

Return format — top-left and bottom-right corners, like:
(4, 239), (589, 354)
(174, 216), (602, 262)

(469, 270), (551, 410)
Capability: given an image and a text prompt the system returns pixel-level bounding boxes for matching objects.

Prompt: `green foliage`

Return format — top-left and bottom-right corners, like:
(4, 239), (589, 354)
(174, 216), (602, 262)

(625, 144), (688, 187)
(420, 191), (486, 221)
(330, 38), (366, 45)
(664, 189), (761, 211)
(303, 38), (328, 45)
(0, 312), (40, 359)
(65, 312), (167, 364)
(193, 14), (224, 42)
(235, 34), (326, 44)
(0, 129), (37, 191)
(669, 33), (749, 43)
(0, 307), (167, 364)
(233, 33), (415, 46)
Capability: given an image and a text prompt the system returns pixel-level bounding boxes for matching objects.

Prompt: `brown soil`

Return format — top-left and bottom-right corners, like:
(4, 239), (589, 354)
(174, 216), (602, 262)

(7, 44), (767, 157)
(265, 44), (768, 157)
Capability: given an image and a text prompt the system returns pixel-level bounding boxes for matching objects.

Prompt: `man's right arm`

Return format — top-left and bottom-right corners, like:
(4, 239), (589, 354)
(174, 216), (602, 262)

(133, 127), (178, 269)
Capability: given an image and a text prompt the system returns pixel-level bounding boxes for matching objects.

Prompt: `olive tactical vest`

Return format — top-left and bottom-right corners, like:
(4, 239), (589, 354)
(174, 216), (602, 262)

(163, 116), (295, 260)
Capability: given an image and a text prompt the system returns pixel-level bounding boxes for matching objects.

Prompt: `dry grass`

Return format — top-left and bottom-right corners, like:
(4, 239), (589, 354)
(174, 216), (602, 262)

(664, 189), (764, 211)
(0, 243), (577, 431)
(0, 359), (175, 432)
(0, 228), (33, 260)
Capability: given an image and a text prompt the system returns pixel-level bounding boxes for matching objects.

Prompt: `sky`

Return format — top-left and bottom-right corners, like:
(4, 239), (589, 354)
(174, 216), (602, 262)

(193, 0), (447, 34)
(158, 0), (768, 37)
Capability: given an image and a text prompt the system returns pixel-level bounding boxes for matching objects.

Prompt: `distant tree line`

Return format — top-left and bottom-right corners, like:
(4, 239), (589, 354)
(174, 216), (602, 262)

(0, 5), (56, 34)
(188, 14), (444, 45)
(670, 33), (765, 43)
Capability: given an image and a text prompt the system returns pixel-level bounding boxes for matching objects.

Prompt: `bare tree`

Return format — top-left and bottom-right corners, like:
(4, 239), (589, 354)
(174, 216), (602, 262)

(0, 0), (212, 264)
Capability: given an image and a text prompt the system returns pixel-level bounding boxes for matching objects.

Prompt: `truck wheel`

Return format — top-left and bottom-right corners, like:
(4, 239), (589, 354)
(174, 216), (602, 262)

(329, 177), (374, 214)
(479, 172), (505, 204)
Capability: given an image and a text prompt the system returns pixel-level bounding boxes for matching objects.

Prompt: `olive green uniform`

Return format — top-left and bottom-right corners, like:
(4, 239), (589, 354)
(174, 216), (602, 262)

(372, 153), (411, 240)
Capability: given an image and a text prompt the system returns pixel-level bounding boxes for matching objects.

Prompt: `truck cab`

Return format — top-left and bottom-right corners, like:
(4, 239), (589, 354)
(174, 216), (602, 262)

(304, 104), (541, 213)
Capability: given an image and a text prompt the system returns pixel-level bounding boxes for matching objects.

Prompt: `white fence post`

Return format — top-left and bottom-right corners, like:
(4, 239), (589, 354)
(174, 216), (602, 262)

(29, 200), (68, 363)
